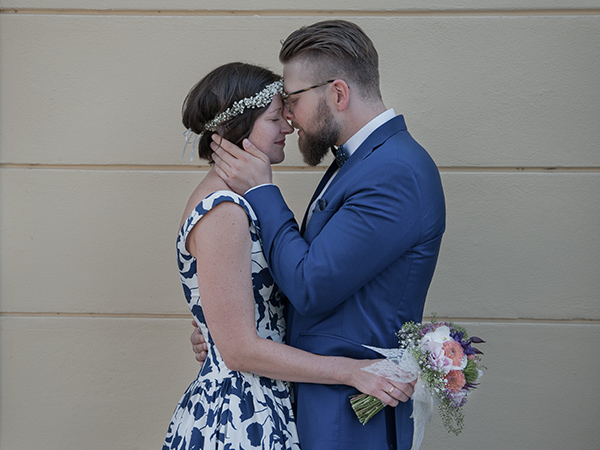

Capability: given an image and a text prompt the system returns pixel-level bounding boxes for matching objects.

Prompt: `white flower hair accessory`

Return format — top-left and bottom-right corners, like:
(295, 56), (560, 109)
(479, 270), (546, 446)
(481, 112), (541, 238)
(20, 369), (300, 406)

(181, 79), (283, 161)
(202, 80), (284, 133)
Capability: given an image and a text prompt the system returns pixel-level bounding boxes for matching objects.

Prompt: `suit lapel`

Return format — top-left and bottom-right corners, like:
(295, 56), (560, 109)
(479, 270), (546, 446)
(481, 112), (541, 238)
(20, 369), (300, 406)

(300, 115), (408, 235)
(321, 115), (408, 194)
(300, 160), (339, 235)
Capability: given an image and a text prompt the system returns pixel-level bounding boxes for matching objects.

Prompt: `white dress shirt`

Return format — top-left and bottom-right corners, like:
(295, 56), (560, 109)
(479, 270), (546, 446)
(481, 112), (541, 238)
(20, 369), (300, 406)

(304, 108), (396, 224)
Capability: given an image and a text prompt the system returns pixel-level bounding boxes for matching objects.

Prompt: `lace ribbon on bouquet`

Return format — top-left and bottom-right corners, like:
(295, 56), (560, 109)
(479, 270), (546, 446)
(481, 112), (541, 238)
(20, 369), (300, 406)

(361, 345), (435, 450)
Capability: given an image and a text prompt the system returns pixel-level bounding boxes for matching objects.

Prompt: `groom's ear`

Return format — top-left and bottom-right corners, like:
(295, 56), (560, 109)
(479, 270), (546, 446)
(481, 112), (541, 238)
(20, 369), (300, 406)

(331, 80), (350, 112)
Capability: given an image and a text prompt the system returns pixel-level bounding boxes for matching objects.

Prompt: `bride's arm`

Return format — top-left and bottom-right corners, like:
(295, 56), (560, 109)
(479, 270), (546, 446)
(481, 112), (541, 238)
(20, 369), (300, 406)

(187, 201), (413, 406)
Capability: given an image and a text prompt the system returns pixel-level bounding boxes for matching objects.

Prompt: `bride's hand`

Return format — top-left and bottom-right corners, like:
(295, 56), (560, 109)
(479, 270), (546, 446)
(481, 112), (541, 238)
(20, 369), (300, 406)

(348, 359), (416, 406)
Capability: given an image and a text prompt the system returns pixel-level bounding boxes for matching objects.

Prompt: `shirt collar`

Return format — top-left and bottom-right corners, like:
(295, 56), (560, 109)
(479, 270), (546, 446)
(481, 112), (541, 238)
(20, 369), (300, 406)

(341, 108), (396, 156)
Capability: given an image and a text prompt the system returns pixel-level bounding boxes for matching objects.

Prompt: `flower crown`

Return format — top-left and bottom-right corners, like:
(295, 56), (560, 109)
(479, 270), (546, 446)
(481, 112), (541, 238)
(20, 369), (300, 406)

(182, 79), (284, 161)
(202, 79), (284, 133)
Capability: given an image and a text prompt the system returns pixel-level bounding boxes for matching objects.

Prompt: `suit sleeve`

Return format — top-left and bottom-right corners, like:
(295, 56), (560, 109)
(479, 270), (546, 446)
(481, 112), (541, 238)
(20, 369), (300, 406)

(245, 159), (425, 316)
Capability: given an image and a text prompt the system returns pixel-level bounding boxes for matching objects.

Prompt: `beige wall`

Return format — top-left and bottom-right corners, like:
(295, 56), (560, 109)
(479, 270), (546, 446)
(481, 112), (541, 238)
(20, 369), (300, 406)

(1, 2), (599, 449)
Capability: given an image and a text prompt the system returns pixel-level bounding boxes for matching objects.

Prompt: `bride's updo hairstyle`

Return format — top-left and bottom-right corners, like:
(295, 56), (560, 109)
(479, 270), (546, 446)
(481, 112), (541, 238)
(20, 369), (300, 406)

(182, 62), (281, 162)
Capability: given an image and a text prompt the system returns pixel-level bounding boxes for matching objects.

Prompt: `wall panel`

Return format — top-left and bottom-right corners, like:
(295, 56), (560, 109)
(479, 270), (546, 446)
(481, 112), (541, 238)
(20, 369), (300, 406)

(1, 168), (597, 318)
(419, 321), (598, 450)
(1, 317), (597, 450)
(427, 171), (600, 319)
(1, 4), (598, 450)
(0, 316), (199, 450)
(0, 168), (322, 313)
(1, 14), (599, 167)
(2, 1), (600, 10)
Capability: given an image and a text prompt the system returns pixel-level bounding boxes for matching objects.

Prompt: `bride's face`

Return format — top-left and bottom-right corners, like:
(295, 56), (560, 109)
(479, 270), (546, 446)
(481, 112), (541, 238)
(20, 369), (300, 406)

(248, 95), (294, 165)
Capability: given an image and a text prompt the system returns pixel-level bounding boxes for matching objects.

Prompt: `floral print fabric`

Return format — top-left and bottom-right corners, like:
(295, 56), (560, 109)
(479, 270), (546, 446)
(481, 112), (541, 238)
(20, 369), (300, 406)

(163, 191), (301, 450)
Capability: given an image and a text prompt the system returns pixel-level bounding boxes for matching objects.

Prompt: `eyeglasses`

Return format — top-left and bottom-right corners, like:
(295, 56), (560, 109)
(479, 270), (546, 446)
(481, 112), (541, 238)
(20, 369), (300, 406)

(281, 79), (335, 113)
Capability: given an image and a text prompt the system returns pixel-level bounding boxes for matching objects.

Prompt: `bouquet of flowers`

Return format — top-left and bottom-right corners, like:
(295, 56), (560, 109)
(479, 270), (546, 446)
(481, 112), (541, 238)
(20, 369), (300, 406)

(350, 319), (485, 449)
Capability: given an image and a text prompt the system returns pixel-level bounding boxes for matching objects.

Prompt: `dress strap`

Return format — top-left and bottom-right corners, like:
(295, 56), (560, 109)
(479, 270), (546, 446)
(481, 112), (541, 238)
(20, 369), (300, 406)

(178, 190), (260, 257)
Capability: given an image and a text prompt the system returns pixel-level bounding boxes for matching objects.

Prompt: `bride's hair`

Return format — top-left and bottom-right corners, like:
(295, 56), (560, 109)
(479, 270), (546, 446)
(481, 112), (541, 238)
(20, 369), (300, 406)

(182, 62), (281, 162)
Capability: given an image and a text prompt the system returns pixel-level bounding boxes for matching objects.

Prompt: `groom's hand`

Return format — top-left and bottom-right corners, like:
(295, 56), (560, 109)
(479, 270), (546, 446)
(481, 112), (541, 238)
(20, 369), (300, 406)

(190, 320), (208, 364)
(211, 135), (272, 195)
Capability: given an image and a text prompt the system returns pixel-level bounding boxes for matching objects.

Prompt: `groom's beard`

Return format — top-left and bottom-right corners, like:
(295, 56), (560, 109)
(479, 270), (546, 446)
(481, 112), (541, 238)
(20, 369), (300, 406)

(297, 98), (340, 167)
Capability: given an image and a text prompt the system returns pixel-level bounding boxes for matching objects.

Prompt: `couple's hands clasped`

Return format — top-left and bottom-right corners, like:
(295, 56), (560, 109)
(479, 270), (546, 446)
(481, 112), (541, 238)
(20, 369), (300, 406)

(210, 135), (272, 195)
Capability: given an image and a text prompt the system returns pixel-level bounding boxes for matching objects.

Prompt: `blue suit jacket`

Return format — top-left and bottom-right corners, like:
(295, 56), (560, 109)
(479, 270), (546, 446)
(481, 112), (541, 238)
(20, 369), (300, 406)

(244, 115), (446, 450)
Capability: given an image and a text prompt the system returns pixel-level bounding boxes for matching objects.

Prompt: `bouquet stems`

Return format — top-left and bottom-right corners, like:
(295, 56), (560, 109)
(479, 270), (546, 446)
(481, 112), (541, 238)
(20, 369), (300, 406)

(349, 394), (385, 425)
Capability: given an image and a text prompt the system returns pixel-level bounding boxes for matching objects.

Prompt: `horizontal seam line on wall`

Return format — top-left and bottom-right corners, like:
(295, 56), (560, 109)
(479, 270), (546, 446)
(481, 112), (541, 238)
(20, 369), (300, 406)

(1, 312), (598, 324)
(1, 163), (599, 173)
(1, 9), (600, 17)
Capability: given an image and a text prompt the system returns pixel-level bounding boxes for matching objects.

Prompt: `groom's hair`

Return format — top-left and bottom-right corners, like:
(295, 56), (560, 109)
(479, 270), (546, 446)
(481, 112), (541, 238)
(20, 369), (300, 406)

(279, 20), (382, 102)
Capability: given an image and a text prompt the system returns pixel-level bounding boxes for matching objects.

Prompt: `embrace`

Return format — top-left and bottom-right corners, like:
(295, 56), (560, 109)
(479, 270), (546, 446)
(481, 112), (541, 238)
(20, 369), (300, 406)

(162, 20), (446, 450)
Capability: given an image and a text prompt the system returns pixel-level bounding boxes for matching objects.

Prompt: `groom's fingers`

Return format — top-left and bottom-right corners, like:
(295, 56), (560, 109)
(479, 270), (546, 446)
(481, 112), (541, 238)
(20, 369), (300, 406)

(242, 138), (269, 162)
(212, 152), (232, 182)
(190, 324), (208, 363)
(211, 141), (236, 167)
(211, 134), (245, 159)
(213, 157), (232, 185)
(212, 150), (232, 171)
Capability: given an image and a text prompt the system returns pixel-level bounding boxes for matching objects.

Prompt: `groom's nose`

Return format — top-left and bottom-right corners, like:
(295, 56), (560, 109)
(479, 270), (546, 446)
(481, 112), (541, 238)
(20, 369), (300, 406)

(283, 107), (294, 121)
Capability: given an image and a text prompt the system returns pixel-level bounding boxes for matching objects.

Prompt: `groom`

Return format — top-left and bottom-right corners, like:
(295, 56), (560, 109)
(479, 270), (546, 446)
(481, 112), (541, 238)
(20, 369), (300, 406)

(200, 20), (445, 450)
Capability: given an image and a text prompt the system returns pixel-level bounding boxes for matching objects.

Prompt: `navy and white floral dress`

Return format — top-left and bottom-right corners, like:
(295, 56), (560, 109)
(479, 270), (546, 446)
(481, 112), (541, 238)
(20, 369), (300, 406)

(163, 191), (301, 450)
